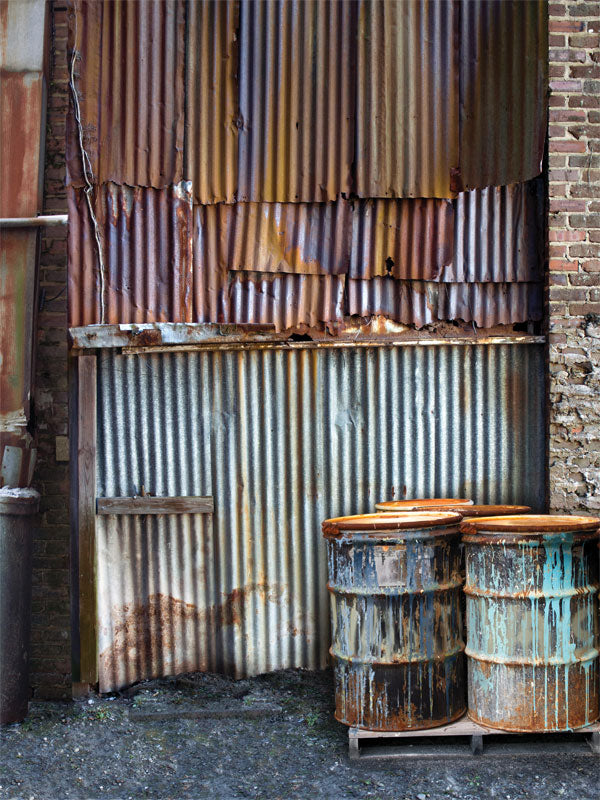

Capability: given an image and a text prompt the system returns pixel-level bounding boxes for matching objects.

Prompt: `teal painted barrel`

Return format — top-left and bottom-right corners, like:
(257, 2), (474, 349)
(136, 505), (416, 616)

(462, 515), (600, 732)
(323, 511), (466, 731)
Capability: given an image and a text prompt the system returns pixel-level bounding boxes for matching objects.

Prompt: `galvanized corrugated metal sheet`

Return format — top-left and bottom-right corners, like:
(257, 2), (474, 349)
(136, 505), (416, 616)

(236, 0), (356, 203)
(355, 0), (459, 198)
(450, 181), (543, 283)
(184, 0), (239, 205)
(66, 0), (185, 188)
(347, 280), (543, 329)
(459, 0), (547, 191)
(68, 183), (193, 326)
(95, 343), (545, 689)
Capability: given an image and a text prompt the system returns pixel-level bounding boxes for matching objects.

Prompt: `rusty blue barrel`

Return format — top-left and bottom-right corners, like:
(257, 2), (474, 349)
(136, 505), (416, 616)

(323, 511), (465, 731)
(462, 514), (600, 732)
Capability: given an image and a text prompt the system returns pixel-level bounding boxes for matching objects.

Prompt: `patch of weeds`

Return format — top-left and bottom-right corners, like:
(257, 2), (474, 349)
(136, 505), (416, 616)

(304, 711), (320, 728)
(91, 708), (111, 721)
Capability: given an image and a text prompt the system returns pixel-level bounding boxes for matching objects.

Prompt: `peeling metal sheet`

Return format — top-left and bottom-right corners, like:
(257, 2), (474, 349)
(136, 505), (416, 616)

(348, 280), (543, 329)
(68, 183), (193, 326)
(355, 0), (459, 198)
(66, 0), (185, 188)
(236, 0), (356, 203)
(95, 343), (545, 688)
(459, 0), (547, 191)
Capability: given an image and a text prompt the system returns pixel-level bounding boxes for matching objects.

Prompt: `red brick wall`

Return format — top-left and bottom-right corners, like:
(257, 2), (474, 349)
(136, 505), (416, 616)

(548, 1), (600, 513)
(30, 2), (71, 700)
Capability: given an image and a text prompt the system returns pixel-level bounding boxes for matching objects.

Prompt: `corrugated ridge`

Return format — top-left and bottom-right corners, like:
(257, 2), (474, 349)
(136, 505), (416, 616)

(67, 0), (185, 188)
(458, 0), (547, 190)
(96, 344), (546, 688)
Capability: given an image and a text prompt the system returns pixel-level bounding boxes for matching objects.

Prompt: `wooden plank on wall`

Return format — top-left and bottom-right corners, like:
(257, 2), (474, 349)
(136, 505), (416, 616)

(77, 354), (97, 685)
(96, 496), (214, 515)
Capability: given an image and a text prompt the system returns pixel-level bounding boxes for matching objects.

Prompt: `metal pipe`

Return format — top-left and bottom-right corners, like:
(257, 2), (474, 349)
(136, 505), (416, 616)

(0, 215), (68, 228)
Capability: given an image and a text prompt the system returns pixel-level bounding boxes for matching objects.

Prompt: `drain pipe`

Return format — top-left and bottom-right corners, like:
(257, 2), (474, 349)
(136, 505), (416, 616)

(0, 215), (68, 228)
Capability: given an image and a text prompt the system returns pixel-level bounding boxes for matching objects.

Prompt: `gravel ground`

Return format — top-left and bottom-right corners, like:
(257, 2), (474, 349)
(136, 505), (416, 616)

(0, 669), (598, 800)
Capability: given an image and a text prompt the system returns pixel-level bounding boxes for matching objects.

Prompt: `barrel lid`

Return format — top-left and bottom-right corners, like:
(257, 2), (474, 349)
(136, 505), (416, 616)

(375, 498), (473, 512)
(461, 514), (600, 534)
(0, 487), (40, 514)
(440, 504), (531, 517)
(323, 511), (463, 537)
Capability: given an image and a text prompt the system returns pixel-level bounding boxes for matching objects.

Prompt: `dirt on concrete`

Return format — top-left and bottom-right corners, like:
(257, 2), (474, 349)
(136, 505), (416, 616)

(0, 669), (598, 799)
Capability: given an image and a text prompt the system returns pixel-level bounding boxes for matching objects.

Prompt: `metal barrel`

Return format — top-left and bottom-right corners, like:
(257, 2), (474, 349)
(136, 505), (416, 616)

(323, 511), (466, 731)
(462, 514), (600, 732)
(0, 489), (39, 724)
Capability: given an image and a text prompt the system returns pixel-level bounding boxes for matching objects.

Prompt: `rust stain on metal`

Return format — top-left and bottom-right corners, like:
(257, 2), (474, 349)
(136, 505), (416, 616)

(98, 584), (286, 690)
(0, 70), (45, 217)
(324, 513), (466, 731)
(463, 518), (600, 732)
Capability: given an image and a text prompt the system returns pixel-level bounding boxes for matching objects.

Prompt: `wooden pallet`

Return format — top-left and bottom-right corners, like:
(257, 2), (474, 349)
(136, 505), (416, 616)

(348, 716), (600, 760)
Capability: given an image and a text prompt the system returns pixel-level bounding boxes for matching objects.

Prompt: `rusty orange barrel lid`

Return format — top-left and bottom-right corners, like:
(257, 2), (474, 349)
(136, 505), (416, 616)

(429, 504), (532, 517)
(322, 511), (463, 539)
(375, 498), (473, 512)
(461, 513), (600, 538)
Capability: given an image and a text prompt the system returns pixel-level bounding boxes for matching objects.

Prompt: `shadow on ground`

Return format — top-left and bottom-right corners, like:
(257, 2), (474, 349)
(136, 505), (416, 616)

(0, 669), (597, 799)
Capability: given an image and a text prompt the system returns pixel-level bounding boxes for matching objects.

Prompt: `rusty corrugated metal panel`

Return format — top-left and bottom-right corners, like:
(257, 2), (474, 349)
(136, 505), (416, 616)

(224, 272), (345, 332)
(196, 202), (351, 276)
(437, 283), (543, 328)
(355, 0), (459, 199)
(66, 0), (185, 188)
(236, 0), (356, 203)
(324, 514), (466, 730)
(185, 0), (239, 204)
(67, 183), (193, 327)
(0, 70), (45, 216)
(463, 518), (599, 731)
(450, 181), (543, 283)
(349, 199), (454, 280)
(348, 280), (543, 329)
(347, 279), (436, 329)
(194, 198), (454, 280)
(95, 343), (545, 688)
(459, 0), (547, 191)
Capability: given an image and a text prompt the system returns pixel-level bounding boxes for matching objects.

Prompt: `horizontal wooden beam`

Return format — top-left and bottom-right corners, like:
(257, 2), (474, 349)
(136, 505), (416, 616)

(97, 496), (214, 515)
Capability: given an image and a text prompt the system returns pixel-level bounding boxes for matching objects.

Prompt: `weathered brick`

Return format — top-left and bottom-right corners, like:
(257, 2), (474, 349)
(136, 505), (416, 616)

(549, 259), (580, 272)
(550, 140), (587, 153)
(550, 20), (585, 32)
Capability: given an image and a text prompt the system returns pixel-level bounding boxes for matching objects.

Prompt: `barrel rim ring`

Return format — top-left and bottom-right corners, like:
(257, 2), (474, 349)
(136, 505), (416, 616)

(460, 514), (600, 534)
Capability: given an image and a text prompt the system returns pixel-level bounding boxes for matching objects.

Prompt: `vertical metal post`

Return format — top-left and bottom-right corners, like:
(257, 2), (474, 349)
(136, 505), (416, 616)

(75, 354), (97, 689)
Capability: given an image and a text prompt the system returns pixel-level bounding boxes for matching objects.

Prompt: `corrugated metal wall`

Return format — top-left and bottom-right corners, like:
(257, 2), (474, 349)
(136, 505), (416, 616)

(95, 343), (545, 691)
